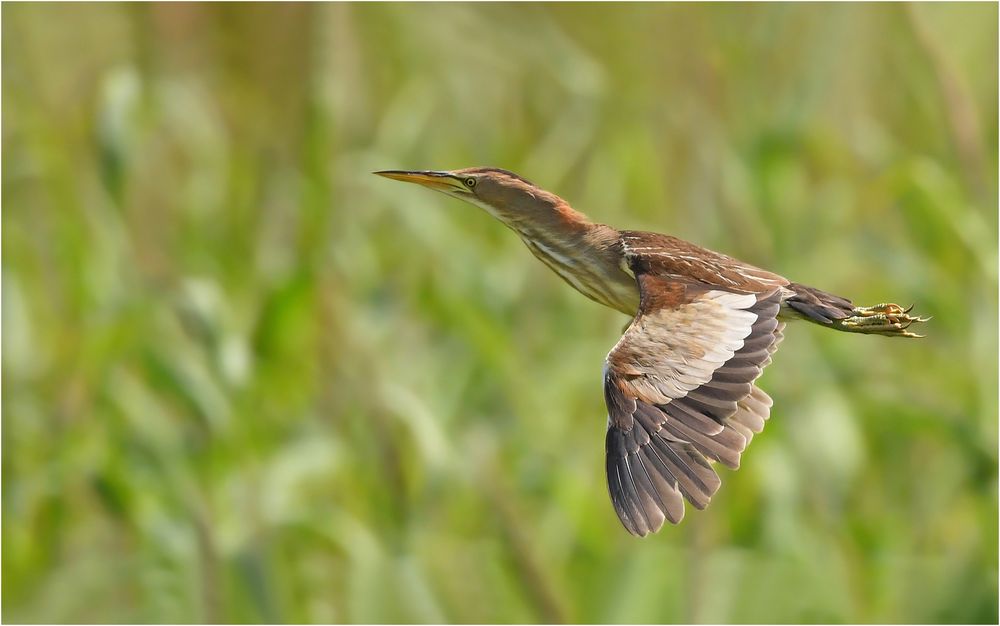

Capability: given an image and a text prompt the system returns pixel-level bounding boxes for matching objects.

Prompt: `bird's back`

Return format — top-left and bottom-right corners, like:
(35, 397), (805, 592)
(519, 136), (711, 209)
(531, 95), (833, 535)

(618, 230), (789, 296)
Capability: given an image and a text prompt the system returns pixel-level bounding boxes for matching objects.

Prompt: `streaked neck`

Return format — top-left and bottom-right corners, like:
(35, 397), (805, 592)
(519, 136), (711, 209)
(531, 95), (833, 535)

(515, 204), (639, 315)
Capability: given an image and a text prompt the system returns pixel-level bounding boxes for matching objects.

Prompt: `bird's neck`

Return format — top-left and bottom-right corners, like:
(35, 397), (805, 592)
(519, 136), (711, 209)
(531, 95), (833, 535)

(516, 203), (640, 315)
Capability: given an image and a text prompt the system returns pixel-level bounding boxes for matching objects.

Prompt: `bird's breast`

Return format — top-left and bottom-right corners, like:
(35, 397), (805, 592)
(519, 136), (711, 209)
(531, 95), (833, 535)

(520, 236), (640, 316)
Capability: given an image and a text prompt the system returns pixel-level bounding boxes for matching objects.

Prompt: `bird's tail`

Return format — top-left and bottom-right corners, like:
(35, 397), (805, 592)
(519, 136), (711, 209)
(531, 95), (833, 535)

(784, 283), (928, 338)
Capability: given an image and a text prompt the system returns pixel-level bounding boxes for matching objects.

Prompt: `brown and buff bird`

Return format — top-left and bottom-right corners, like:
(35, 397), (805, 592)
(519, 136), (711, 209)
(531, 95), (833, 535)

(376, 167), (927, 536)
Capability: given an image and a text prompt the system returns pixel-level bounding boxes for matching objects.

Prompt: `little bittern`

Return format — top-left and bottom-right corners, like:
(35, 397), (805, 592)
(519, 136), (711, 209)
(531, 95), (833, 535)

(376, 167), (927, 536)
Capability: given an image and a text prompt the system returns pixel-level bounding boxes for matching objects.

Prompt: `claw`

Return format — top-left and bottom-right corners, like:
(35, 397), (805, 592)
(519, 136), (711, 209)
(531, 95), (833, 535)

(838, 301), (928, 338)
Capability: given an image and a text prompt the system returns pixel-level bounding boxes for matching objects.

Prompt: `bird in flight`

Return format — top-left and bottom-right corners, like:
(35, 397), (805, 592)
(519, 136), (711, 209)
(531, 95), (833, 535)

(375, 167), (927, 536)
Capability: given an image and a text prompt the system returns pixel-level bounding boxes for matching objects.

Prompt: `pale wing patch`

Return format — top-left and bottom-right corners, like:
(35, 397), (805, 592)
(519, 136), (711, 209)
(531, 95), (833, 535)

(611, 290), (758, 404)
(603, 289), (784, 535)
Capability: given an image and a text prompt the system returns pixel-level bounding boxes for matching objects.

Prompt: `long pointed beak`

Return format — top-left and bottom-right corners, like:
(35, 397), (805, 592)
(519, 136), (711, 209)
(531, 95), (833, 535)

(374, 170), (466, 193)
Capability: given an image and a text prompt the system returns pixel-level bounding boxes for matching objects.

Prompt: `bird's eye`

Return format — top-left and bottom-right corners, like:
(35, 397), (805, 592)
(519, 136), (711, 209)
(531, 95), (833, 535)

(464, 178), (476, 188)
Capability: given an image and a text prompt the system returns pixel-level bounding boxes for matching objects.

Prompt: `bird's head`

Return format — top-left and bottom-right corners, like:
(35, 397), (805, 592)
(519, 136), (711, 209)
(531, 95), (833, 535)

(374, 167), (583, 233)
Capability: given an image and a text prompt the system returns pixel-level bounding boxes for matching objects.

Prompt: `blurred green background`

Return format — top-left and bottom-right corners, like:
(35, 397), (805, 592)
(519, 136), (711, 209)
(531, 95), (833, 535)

(3, 2), (997, 623)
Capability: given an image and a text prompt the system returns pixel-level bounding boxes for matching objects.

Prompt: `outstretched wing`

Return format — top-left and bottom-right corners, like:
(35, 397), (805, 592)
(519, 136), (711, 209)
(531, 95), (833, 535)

(603, 271), (785, 536)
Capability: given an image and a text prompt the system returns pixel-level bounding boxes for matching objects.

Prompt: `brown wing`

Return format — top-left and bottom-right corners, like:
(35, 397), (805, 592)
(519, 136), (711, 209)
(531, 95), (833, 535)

(620, 230), (790, 293)
(603, 270), (784, 536)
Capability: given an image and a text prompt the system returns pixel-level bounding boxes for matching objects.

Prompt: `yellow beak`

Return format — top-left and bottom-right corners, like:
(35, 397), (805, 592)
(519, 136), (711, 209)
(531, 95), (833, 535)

(374, 170), (467, 193)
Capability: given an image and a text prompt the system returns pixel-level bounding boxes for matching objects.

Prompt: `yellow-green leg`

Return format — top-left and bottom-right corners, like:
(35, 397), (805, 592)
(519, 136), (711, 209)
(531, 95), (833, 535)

(835, 303), (930, 338)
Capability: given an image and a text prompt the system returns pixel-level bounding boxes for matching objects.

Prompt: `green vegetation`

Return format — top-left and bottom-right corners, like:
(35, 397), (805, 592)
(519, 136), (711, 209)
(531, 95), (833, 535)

(3, 3), (997, 623)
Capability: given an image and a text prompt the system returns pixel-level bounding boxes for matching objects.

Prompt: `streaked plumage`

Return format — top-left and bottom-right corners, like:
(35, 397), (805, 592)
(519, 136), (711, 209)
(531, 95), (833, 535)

(376, 167), (927, 536)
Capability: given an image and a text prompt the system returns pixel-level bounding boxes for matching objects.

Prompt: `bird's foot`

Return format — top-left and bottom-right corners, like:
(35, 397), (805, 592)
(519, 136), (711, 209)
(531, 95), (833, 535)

(837, 302), (930, 338)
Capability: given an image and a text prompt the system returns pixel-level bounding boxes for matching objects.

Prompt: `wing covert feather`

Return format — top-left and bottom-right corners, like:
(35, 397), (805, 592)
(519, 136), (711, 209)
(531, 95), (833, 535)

(603, 260), (784, 536)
